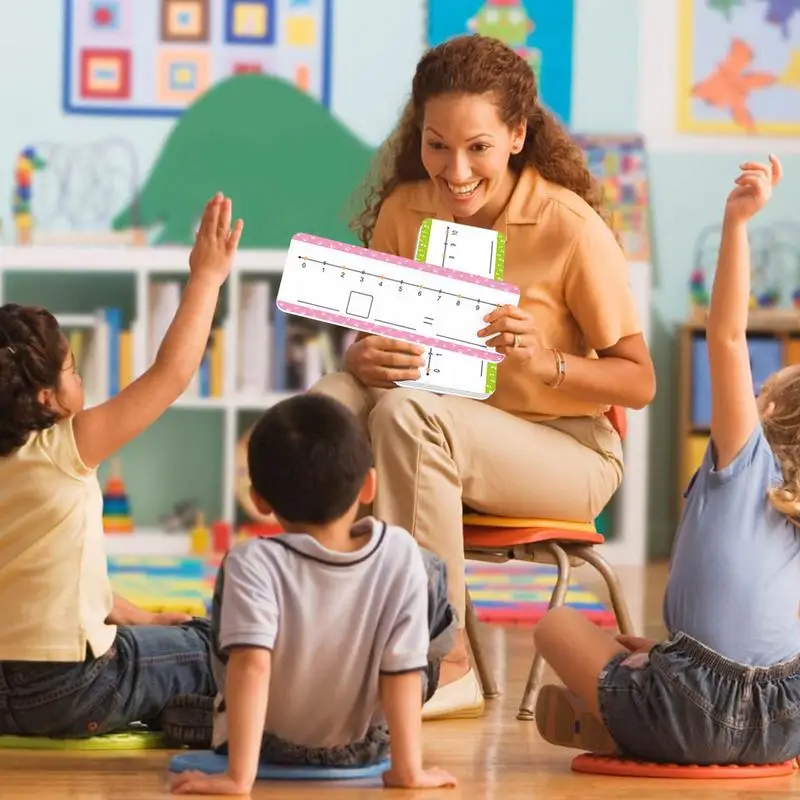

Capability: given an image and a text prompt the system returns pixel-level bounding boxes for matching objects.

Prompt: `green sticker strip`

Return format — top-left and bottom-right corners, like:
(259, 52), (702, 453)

(415, 218), (433, 263)
(484, 362), (497, 394)
(494, 231), (506, 281)
(414, 219), (500, 399)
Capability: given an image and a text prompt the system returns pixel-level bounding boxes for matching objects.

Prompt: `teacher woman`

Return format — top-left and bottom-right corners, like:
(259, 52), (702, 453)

(310, 34), (656, 720)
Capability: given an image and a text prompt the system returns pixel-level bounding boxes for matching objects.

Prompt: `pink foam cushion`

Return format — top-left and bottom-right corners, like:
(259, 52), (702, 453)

(571, 752), (796, 779)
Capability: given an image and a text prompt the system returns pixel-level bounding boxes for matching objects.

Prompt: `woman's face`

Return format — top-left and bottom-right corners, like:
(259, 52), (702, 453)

(420, 92), (525, 222)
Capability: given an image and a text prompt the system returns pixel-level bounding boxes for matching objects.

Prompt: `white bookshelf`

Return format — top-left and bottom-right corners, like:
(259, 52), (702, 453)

(0, 245), (651, 576)
(0, 244), (293, 530)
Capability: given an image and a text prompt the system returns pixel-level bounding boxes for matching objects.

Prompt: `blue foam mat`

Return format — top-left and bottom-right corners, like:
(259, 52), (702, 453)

(169, 751), (391, 781)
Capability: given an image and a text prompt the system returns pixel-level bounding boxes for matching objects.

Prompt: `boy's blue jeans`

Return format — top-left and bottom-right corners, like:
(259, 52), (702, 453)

(0, 618), (216, 737)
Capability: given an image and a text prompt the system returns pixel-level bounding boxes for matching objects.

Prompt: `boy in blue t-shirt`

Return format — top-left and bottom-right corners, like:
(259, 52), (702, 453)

(533, 155), (800, 766)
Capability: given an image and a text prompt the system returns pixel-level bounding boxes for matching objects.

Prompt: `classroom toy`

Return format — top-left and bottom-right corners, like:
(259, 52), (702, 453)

(12, 146), (46, 245)
(190, 512), (211, 555)
(276, 232), (519, 364)
(102, 459), (134, 534)
(169, 751), (391, 781)
(211, 520), (231, 553)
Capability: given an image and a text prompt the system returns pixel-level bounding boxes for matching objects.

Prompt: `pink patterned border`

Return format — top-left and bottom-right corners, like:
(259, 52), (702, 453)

(293, 233), (520, 295)
(276, 300), (505, 363)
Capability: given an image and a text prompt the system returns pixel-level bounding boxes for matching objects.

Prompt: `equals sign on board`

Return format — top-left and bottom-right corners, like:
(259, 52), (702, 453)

(423, 317), (434, 326)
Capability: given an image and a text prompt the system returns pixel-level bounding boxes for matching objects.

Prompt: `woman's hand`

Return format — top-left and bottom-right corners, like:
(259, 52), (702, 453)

(478, 305), (554, 380)
(344, 335), (426, 389)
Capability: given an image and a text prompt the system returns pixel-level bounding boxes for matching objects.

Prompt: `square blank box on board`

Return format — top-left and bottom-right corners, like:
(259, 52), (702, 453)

(346, 291), (373, 319)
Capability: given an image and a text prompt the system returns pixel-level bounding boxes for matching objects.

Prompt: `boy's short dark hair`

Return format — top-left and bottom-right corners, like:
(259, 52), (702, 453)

(247, 393), (373, 525)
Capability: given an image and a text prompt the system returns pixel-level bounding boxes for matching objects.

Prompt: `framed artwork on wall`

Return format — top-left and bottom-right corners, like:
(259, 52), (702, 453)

(676, 0), (800, 136)
(62, 0), (333, 116)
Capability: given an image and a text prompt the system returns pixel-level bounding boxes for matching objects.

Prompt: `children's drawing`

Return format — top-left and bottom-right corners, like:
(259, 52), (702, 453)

(677, 0), (800, 135)
(427, 0), (575, 125)
(62, 0), (333, 116)
(572, 134), (652, 264)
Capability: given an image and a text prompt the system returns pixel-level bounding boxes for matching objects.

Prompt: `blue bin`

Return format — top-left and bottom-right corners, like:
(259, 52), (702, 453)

(690, 335), (782, 427)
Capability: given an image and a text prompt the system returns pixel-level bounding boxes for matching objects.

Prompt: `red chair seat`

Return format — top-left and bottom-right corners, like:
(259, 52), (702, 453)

(462, 514), (604, 548)
(463, 526), (605, 548)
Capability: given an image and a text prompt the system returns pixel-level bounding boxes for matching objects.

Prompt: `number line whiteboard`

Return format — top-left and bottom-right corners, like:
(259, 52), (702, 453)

(276, 233), (520, 362)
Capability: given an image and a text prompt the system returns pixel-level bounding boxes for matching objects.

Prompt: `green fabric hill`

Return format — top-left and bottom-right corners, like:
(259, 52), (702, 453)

(113, 75), (375, 247)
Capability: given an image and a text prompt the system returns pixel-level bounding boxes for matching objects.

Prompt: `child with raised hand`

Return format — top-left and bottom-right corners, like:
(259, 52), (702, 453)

(0, 193), (242, 739)
(169, 393), (458, 796)
(532, 155), (800, 766)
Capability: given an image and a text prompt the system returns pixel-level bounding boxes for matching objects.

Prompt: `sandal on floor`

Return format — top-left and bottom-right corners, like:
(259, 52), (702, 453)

(534, 684), (617, 754)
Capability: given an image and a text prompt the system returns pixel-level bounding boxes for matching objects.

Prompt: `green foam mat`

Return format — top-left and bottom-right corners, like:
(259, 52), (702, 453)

(0, 730), (168, 750)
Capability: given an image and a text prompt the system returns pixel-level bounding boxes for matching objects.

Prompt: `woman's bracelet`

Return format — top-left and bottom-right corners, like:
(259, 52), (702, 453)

(545, 348), (566, 388)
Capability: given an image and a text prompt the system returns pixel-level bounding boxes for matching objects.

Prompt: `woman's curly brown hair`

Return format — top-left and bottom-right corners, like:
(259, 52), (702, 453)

(351, 34), (612, 247)
(0, 304), (66, 456)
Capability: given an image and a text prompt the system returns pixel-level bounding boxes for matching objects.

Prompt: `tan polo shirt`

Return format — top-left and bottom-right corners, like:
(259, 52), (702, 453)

(0, 418), (116, 661)
(368, 165), (641, 420)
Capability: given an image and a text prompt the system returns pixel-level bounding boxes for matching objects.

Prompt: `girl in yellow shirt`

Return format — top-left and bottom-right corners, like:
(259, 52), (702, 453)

(0, 194), (242, 743)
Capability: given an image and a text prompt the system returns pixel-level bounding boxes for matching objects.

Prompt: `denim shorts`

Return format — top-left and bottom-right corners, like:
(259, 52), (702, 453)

(598, 631), (800, 765)
(0, 618), (216, 738)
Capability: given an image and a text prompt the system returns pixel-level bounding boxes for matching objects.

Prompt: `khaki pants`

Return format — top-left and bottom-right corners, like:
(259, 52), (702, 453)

(310, 373), (624, 627)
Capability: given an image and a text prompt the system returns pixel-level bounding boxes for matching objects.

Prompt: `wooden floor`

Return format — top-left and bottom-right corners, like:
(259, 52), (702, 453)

(2, 561), (799, 799)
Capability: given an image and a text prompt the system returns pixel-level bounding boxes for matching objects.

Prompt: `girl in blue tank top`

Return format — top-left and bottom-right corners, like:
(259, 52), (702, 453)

(532, 155), (800, 766)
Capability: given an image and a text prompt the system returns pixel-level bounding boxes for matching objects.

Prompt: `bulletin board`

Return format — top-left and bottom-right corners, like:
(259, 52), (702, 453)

(61, 0), (333, 117)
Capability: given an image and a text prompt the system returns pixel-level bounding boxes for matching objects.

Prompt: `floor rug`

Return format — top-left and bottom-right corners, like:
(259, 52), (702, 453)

(107, 556), (615, 628)
(464, 561), (616, 627)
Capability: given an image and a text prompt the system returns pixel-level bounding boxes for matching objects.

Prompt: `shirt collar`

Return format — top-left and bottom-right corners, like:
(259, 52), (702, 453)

(405, 164), (546, 228)
(268, 516), (385, 566)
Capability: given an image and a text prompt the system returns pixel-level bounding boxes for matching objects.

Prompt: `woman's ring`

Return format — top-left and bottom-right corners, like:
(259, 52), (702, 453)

(514, 334), (522, 348)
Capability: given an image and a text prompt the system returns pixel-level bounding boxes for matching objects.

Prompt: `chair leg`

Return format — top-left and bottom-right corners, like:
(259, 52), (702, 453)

(517, 543), (571, 721)
(464, 589), (500, 699)
(573, 545), (635, 636)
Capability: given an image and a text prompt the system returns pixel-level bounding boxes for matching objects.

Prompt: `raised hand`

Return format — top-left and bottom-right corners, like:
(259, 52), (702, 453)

(189, 193), (244, 286)
(725, 154), (782, 224)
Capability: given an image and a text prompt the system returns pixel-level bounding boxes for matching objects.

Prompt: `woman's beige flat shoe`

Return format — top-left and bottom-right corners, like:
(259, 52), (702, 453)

(422, 668), (485, 720)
